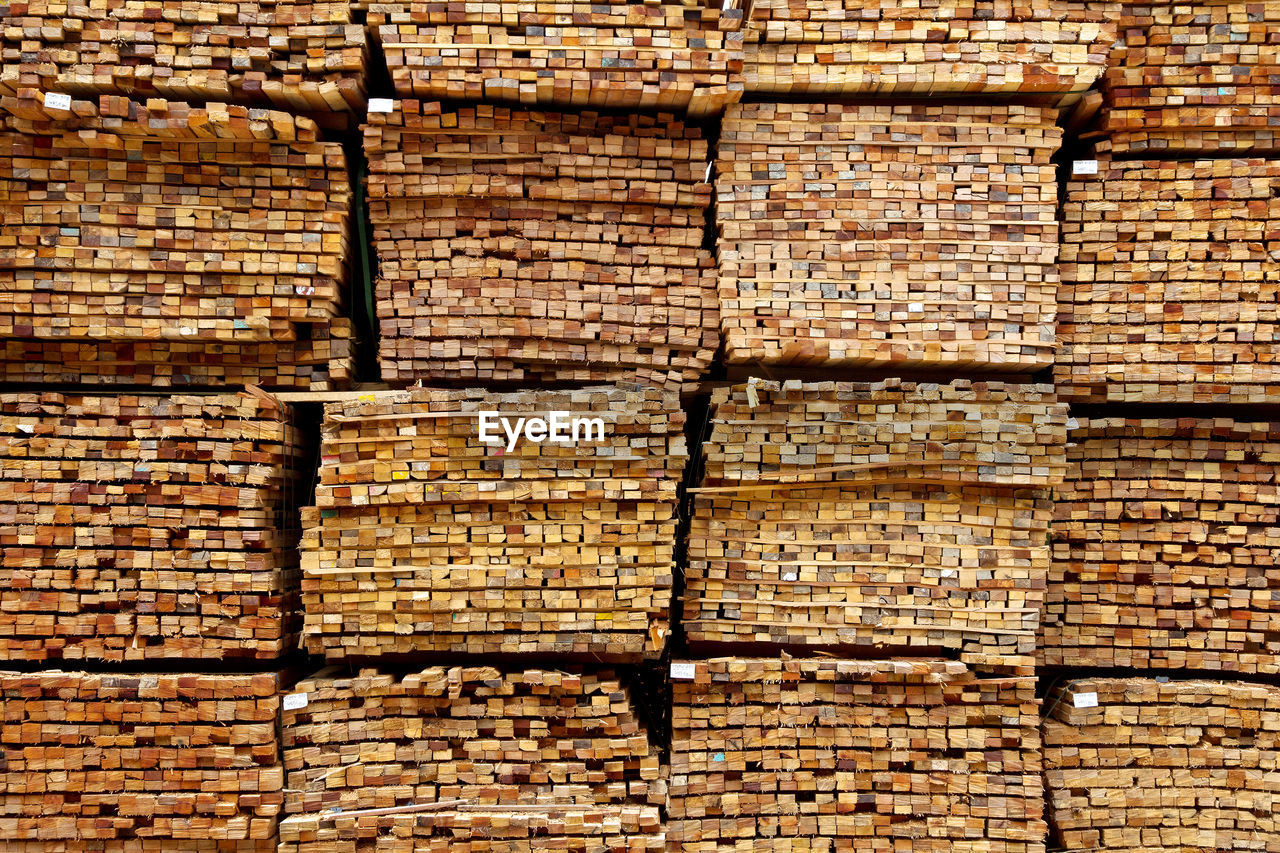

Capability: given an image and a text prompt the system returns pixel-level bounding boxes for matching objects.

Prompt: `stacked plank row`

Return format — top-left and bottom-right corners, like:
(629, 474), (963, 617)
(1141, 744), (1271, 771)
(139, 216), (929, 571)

(365, 101), (717, 391)
(0, 0), (369, 114)
(300, 385), (684, 662)
(716, 103), (1061, 371)
(0, 671), (283, 851)
(278, 667), (664, 853)
(1044, 678), (1280, 853)
(0, 391), (303, 663)
(1057, 157), (1280, 404)
(684, 379), (1068, 674)
(0, 92), (353, 389)
(668, 658), (1045, 853)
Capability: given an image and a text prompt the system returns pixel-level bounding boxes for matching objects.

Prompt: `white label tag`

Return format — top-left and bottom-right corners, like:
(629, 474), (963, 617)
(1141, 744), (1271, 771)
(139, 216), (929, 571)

(670, 662), (696, 680)
(368, 98), (394, 114)
(283, 692), (309, 711)
(1072, 691), (1098, 709)
(44, 92), (72, 110)
(1072, 159), (1098, 176)
(1066, 417), (1079, 430)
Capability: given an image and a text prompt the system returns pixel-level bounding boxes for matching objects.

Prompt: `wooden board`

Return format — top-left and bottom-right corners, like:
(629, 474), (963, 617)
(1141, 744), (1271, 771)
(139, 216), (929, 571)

(278, 666), (663, 853)
(365, 101), (717, 391)
(1045, 677), (1280, 852)
(300, 386), (685, 661)
(717, 103), (1061, 371)
(669, 657), (1044, 853)
(368, 0), (743, 116)
(1057, 157), (1280, 404)
(683, 379), (1067, 674)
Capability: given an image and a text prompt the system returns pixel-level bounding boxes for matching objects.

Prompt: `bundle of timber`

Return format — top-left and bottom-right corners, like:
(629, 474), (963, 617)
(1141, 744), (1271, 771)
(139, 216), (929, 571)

(683, 379), (1067, 674)
(0, 391), (303, 663)
(365, 101), (717, 390)
(1044, 677), (1280, 852)
(367, 0), (743, 116)
(1100, 1), (1280, 155)
(1058, 157), (1280, 404)
(0, 670), (283, 849)
(300, 386), (684, 662)
(0, 92), (353, 389)
(669, 657), (1044, 853)
(717, 103), (1061, 371)
(278, 666), (664, 853)
(0, 0), (367, 113)
(743, 0), (1115, 102)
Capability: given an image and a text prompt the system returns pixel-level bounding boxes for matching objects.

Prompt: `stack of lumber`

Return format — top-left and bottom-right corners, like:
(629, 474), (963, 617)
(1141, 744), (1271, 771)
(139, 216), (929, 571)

(0, 391), (302, 664)
(1044, 677), (1280, 852)
(0, 670), (283, 850)
(717, 103), (1061, 371)
(365, 101), (717, 390)
(300, 386), (684, 661)
(1100, 1), (1280, 156)
(743, 0), (1116, 103)
(0, 0), (368, 113)
(367, 0), (743, 116)
(669, 657), (1044, 853)
(683, 379), (1067, 674)
(0, 91), (353, 390)
(278, 666), (664, 853)
(1044, 418), (1280, 674)
(1058, 158), (1280, 404)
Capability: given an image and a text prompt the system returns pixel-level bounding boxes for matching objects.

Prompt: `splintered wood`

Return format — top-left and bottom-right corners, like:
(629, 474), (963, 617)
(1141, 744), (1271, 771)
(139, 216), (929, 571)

(743, 0), (1116, 102)
(300, 386), (684, 661)
(717, 103), (1061, 371)
(1100, 2), (1280, 155)
(278, 667), (664, 853)
(367, 0), (743, 116)
(684, 380), (1067, 674)
(365, 101), (717, 390)
(0, 391), (302, 663)
(1045, 678), (1280, 852)
(0, 0), (368, 113)
(1058, 158), (1280, 404)
(1043, 418), (1280, 674)
(0, 92), (353, 389)
(0, 670), (283, 849)
(669, 658), (1045, 853)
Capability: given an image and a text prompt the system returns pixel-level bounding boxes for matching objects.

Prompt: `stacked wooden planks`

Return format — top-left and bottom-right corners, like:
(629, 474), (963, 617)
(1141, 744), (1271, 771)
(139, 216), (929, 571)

(716, 103), (1061, 371)
(278, 666), (664, 853)
(367, 0), (743, 116)
(0, 92), (353, 389)
(1058, 157), (1280, 404)
(1045, 677), (1280, 852)
(1100, 1), (1280, 156)
(300, 386), (684, 662)
(669, 658), (1044, 853)
(683, 380), (1067, 674)
(0, 0), (368, 113)
(1044, 418), (1280, 674)
(0, 391), (303, 663)
(365, 100), (717, 390)
(0, 670), (283, 850)
(743, 0), (1116, 102)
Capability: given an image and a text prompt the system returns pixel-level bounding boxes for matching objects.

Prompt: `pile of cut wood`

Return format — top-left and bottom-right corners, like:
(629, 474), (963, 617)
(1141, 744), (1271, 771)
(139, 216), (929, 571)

(1044, 418), (1280, 674)
(684, 380), (1067, 673)
(0, 391), (302, 663)
(1100, 1), (1280, 155)
(743, 0), (1116, 102)
(1058, 158), (1280, 404)
(669, 657), (1044, 853)
(278, 666), (664, 853)
(717, 103), (1061, 371)
(365, 101), (717, 390)
(367, 0), (743, 116)
(300, 386), (684, 661)
(0, 0), (368, 113)
(0, 92), (353, 389)
(1045, 677), (1280, 852)
(0, 670), (283, 849)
